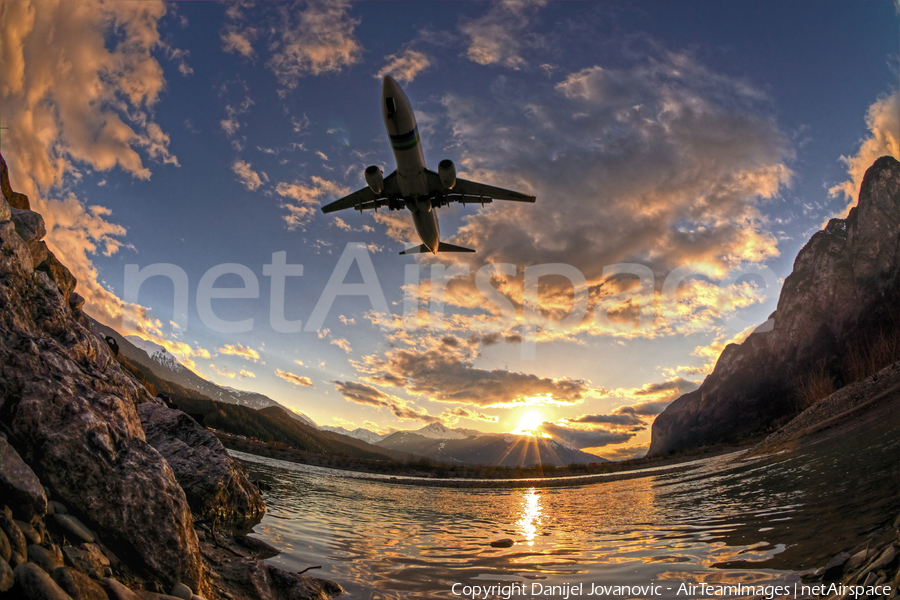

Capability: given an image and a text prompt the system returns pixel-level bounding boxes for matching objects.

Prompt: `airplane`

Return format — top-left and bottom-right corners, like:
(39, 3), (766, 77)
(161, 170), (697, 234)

(321, 75), (536, 254)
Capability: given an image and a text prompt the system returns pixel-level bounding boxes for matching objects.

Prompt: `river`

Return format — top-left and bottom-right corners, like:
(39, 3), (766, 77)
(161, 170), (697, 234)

(232, 415), (899, 599)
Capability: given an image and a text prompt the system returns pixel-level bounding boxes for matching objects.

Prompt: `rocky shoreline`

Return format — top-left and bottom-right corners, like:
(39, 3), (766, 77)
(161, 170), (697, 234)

(0, 154), (342, 599)
(785, 512), (900, 600)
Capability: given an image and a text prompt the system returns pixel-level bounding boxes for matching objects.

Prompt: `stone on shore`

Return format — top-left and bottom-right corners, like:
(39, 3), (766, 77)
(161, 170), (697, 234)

(139, 403), (266, 524)
(62, 543), (110, 579)
(103, 577), (145, 600)
(27, 543), (63, 572)
(0, 558), (13, 592)
(0, 434), (48, 524)
(490, 538), (514, 548)
(12, 562), (71, 599)
(169, 581), (193, 599)
(52, 566), (109, 600)
(0, 512), (27, 566)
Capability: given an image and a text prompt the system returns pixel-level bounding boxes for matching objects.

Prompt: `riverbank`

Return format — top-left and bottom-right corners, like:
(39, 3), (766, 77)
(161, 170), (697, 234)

(747, 360), (900, 458)
(218, 428), (760, 485)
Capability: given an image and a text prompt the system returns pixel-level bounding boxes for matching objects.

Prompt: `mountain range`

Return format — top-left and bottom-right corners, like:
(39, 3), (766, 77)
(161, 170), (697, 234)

(92, 320), (606, 466)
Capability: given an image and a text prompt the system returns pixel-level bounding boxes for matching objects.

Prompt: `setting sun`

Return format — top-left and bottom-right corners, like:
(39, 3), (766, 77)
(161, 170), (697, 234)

(513, 412), (544, 436)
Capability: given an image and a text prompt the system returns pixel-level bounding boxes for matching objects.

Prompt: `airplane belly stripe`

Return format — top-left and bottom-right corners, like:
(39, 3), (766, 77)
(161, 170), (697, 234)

(390, 127), (419, 151)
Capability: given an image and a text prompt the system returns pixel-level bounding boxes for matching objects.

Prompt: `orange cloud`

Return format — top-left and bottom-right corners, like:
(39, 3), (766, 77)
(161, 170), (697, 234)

(219, 343), (261, 362)
(276, 369), (313, 387)
(0, 0), (185, 343)
(828, 91), (900, 219)
(376, 49), (431, 84)
(267, 1), (362, 87)
(276, 176), (348, 230)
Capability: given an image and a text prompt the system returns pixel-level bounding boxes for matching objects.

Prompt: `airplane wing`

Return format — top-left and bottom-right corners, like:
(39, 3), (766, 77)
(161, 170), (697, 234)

(425, 169), (535, 205)
(321, 171), (399, 213)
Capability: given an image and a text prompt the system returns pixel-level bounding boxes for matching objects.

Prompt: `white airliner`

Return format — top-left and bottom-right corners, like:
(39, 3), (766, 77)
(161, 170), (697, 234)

(321, 75), (536, 254)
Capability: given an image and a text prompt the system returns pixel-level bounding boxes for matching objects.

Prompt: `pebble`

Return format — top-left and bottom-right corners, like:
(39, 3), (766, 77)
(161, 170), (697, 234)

(15, 519), (42, 545)
(52, 566), (109, 600)
(864, 544), (896, 575)
(48, 501), (68, 516)
(62, 543), (110, 579)
(137, 593), (187, 600)
(0, 528), (10, 562)
(27, 544), (63, 572)
(170, 581), (193, 599)
(52, 513), (95, 543)
(489, 538), (514, 548)
(102, 577), (144, 600)
(0, 558), (12, 592)
(0, 512), (26, 564)
(12, 562), (71, 600)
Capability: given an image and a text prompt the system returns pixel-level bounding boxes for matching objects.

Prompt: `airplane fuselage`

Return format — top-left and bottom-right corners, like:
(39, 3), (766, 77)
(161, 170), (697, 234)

(382, 76), (441, 251)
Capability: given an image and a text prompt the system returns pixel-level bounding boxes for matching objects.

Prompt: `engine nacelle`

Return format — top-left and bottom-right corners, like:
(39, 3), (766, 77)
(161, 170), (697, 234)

(365, 165), (384, 194)
(438, 159), (456, 190)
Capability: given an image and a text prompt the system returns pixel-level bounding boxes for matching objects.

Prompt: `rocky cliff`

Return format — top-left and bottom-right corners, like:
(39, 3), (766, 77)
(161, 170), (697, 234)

(649, 156), (900, 457)
(0, 154), (339, 599)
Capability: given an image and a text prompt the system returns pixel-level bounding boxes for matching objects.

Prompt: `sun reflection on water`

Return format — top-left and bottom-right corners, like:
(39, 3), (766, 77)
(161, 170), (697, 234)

(515, 488), (543, 544)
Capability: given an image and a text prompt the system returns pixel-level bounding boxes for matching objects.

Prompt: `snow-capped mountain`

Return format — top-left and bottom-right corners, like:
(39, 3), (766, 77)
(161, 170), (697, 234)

(90, 322), (317, 424)
(413, 422), (478, 440)
(321, 426), (386, 444)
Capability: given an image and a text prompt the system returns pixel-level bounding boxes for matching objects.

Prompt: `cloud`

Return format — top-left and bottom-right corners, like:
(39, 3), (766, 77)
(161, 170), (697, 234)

(828, 91), (900, 219)
(219, 343), (261, 362)
(440, 406), (499, 424)
(376, 48), (431, 83)
(410, 49), (791, 345)
(0, 0), (186, 339)
(568, 412), (645, 427)
(539, 422), (633, 449)
(231, 159), (264, 191)
(601, 444), (649, 461)
(601, 377), (702, 417)
(356, 334), (593, 408)
(239, 369), (256, 379)
(333, 381), (439, 423)
(330, 338), (352, 353)
(268, 1), (363, 88)
(276, 369), (313, 387)
(459, 2), (545, 70)
(209, 364), (237, 379)
(221, 27), (256, 58)
(276, 176), (348, 229)
(334, 217), (351, 230)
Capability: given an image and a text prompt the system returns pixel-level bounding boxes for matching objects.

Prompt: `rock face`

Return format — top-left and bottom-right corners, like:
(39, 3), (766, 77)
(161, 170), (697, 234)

(649, 156), (900, 456)
(0, 154), (208, 592)
(138, 403), (266, 524)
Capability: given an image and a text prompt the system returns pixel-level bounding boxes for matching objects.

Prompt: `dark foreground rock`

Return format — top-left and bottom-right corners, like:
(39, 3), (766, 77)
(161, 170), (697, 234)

(0, 154), (341, 599)
(138, 403), (266, 524)
(650, 156), (900, 456)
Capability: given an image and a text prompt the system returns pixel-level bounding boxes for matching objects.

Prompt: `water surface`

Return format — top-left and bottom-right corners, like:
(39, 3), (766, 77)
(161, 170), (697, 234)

(233, 417), (899, 599)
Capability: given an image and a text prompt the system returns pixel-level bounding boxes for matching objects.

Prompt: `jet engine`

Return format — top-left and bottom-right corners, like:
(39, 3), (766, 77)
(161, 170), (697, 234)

(365, 165), (384, 194)
(438, 159), (456, 190)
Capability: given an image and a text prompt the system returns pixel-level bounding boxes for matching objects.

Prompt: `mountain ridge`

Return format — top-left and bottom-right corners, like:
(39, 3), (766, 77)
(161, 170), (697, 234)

(649, 156), (900, 456)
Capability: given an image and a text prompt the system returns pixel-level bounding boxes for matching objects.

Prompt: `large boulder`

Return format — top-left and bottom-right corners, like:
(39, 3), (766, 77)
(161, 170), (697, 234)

(649, 156), (900, 456)
(0, 184), (208, 593)
(139, 403), (266, 524)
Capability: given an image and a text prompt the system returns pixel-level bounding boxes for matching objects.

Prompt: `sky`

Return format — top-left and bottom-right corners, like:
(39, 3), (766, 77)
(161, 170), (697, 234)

(1, 0), (898, 460)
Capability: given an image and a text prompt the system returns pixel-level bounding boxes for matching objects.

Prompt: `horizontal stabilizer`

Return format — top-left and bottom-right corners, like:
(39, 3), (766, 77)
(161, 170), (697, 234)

(399, 242), (476, 255)
(436, 242), (476, 253)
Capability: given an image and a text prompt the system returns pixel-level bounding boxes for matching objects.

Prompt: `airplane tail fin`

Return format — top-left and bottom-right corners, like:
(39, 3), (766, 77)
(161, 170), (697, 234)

(399, 242), (475, 255)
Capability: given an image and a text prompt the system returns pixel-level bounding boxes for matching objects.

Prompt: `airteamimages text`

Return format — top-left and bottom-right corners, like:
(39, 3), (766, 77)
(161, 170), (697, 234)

(448, 580), (894, 599)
